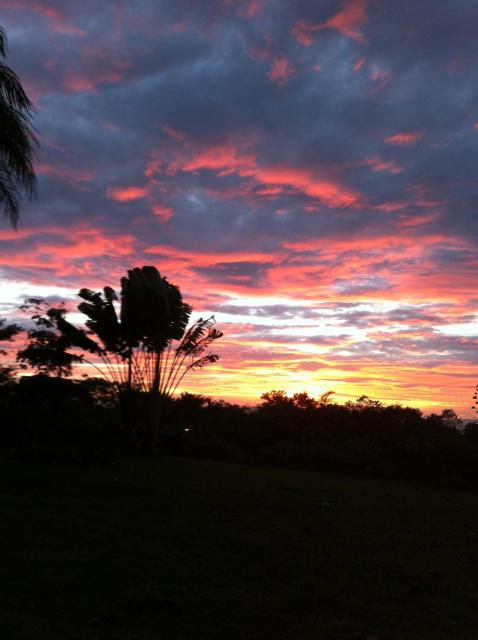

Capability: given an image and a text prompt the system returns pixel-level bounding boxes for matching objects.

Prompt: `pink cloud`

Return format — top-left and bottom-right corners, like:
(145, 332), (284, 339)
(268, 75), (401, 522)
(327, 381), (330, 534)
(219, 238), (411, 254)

(107, 186), (148, 202)
(170, 19), (187, 33)
(250, 166), (362, 208)
(60, 54), (132, 93)
(0, 1), (85, 36)
(144, 244), (283, 268)
(63, 70), (124, 93)
(42, 230), (135, 259)
(241, 0), (263, 19)
(161, 125), (188, 144)
(268, 57), (295, 87)
(374, 200), (408, 213)
(322, 0), (368, 44)
(37, 163), (93, 185)
(152, 205), (173, 222)
(385, 132), (424, 146)
(173, 144), (257, 175)
(363, 156), (403, 174)
(290, 20), (316, 47)
(159, 140), (363, 209)
(369, 65), (392, 91)
(354, 57), (366, 72)
(0, 226), (136, 279)
(395, 213), (440, 229)
(291, 0), (368, 47)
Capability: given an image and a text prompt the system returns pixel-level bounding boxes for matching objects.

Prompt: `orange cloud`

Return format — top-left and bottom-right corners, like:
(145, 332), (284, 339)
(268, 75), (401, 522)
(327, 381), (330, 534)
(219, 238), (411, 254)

(291, 0), (368, 46)
(107, 186), (148, 202)
(268, 57), (295, 87)
(385, 132), (424, 146)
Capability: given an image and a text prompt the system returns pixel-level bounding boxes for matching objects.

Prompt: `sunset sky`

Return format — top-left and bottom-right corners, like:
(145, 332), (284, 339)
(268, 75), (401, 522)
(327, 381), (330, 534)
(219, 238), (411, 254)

(0, 0), (477, 415)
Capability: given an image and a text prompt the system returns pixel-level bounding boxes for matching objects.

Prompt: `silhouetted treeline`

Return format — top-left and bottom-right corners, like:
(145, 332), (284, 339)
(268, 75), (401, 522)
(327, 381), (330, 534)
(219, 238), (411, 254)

(0, 374), (118, 464)
(3, 376), (478, 487)
(162, 390), (478, 488)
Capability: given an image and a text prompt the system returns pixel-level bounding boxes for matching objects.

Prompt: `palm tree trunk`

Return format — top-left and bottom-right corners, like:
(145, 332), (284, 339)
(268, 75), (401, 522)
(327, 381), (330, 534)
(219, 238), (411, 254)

(149, 350), (161, 453)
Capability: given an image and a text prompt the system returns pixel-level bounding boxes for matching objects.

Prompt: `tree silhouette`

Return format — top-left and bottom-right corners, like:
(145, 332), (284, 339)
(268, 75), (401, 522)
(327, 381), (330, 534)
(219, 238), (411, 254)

(16, 300), (81, 377)
(50, 266), (222, 450)
(0, 26), (37, 228)
(472, 384), (478, 414)
(0, 316), (22, 384)
(0, 317), (21, 346)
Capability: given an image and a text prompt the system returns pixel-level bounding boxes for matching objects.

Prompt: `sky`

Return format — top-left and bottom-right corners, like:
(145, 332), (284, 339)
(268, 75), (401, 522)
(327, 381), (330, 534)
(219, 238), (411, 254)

(0, 0), (478, 415)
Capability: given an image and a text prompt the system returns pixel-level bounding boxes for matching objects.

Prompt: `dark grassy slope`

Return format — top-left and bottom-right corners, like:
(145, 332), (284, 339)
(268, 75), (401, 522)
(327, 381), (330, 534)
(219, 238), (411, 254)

(2, 457), (478, 640)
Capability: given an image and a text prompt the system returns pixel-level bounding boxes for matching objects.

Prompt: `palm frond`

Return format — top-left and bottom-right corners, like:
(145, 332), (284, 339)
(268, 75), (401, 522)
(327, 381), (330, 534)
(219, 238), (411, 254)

(0, 25), (37, 228)
(78, 288), (124, 355)
(0, 27), (7, 58)
(177, 317), (223, 357)
(177, 317), (213, 353)
(0, 167), (19, 226)
(121, 266), (192, 350)
(0, 62), (34, 111)
(54, 314), (102, 354)
(187, 354), (220, 370)
(0, 99), (37, 226)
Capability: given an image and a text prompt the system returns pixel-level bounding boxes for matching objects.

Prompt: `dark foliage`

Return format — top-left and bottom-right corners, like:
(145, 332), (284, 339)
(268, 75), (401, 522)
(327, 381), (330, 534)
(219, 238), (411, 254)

(2, 368), (478, 487)
(0, 25), (37, 227)
(0, 316), (22, 386)
(0, 270), (223, 461)
(16, 300), (82, 377)
(45, 266), (222, 453)
(0, 375), (120, 464)
(160, 391), (477, 488)
(0, 317), (22, 346)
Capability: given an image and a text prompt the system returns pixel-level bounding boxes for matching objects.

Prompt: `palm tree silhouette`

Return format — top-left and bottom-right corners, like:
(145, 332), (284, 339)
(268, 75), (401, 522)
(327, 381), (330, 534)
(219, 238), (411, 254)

(0, 26), (37, 228)
(51, 266), (222, 451)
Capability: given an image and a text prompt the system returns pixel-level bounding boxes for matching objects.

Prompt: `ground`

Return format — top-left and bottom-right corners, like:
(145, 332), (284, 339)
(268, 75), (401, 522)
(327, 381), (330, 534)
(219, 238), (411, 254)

(2, 455), (478, 639)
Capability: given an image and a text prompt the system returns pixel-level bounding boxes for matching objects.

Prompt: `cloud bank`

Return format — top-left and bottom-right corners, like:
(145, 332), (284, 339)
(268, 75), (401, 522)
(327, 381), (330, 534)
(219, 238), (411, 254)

(0, 0), (477, 414)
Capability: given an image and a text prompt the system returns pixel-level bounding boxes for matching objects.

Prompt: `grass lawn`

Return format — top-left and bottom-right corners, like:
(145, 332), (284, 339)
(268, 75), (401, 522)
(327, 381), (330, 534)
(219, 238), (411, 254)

(2, 455), (478, 639)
